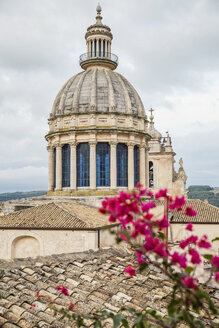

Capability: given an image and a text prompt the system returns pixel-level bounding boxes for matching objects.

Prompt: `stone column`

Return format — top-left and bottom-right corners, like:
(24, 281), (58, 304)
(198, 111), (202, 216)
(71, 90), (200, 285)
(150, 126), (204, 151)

(110, 142), (117, 189)
(140, 144), (146, 188)
(56, 144), (62, 190)
(89, 141), (96, 189)
(47, 146), (54, 191)
(96, 39), (99, 57)
(101, 39), (103, 57)
(70, 142), (76, 190)
(128, 143), (134, 190)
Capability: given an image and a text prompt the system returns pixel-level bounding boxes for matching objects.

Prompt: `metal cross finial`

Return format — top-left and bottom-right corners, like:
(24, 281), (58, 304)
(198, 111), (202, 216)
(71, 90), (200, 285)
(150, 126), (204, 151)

(149, 108), (154, 116)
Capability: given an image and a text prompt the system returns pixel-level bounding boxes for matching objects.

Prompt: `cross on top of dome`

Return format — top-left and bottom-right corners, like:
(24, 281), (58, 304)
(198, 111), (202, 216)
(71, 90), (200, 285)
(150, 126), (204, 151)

(79, 5), (118, 70)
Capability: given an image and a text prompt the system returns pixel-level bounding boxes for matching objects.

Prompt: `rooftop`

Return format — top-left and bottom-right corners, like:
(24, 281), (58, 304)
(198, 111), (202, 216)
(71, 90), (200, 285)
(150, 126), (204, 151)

(0, 202), (115, 230)
(0, 248), (218, 327)
(170, 199), (219, 224)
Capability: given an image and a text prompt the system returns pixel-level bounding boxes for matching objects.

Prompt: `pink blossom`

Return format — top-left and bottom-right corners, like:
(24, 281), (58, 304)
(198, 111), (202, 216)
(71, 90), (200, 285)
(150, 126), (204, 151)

(29, 304), (36, 310)
(189, 249), (202, 264)
(156, 215), (169, 230)
(56, 285), (69, 296)
(136, 251), (147, 264)
(186, 223), (193, 231)
(124, 265), (136, 276)
(215, 272), (219, 283)
(69, 303), (75, 311)
(198, 235), (211, 249)
(109, 214), (117, 223)
(212, 256), (219, 269)
(155, 189), (168, 199)
(119, 233), (128, 242)
(144, 213), (154, 221)
(147, 190), (154, 197)
(180, 235), (198, 249)
(141, 201), (156, 213)
(36, 289), (40, 298)
(171, 252), (187, 268)
(169, 196), (185, 211)
(185, 206), (197, 217)
(154, 243), (168, 258)
(182, 276), (198, 290)
(143, 236), (160, 252)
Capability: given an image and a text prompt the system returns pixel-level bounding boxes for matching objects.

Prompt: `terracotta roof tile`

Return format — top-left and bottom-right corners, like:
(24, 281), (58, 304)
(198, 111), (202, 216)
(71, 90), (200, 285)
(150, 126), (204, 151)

(0, 248), (218, 327)
(170, 199), (219, 223)
(0, 202), (112, 229)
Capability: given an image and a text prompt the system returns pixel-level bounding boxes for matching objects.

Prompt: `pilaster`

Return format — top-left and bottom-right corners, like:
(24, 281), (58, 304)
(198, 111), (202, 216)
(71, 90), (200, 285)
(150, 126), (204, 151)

(110, 141), (117, 189)
(140, 144), (146, 188)
(56, 144), (62, 190)
(47, 145), (54, 191)
(89, 141), (96, 189)
(128, 143), (134, 190)
(70, 142), (77, 190)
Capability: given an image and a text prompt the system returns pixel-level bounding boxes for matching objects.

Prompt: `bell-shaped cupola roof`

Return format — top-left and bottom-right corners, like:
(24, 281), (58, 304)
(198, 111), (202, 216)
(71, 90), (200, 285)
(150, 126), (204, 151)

(79, 4), (118, 70)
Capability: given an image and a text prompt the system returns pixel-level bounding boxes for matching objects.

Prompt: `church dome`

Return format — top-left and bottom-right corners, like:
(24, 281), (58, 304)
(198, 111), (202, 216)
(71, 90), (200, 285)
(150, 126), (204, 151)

(51, 67), (145, 118)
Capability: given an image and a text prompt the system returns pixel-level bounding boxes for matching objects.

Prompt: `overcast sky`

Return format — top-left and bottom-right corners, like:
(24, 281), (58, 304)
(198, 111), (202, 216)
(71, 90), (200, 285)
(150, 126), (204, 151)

(0, 0), (219, 192)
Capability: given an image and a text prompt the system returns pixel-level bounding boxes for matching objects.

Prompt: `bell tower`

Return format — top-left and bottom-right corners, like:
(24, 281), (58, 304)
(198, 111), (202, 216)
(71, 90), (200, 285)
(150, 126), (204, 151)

(79, 4), (118, 70)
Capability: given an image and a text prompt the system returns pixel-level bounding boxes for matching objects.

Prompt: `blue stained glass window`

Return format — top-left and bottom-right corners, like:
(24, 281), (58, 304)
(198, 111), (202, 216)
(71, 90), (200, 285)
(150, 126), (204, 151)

(99, 39), (101, 57)
(94, 40), (97, 57)
(117, 143), (128, 187)
(53, 148), (56, 189)
(103, 40), (105, 57)
(62, 144), (70, 187)
(149, 161), (154, 187)
(77, 143), (90, 187)
(96, 143), (110, 187)
(134, 145), (140, 186)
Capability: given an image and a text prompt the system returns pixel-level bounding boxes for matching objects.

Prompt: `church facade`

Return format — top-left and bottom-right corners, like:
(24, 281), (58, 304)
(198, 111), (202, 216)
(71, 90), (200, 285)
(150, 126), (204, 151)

(45, 5), (187, 197)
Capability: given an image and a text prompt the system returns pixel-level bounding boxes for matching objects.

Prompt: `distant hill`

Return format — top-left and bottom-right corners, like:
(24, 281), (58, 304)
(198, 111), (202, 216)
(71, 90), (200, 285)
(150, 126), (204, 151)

(188, 185), (219, 207)
(0, 191), (46, 202)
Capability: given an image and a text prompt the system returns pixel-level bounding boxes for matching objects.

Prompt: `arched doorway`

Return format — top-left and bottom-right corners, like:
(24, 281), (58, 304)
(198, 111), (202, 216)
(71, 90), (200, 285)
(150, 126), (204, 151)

(11, 236), (40, 259)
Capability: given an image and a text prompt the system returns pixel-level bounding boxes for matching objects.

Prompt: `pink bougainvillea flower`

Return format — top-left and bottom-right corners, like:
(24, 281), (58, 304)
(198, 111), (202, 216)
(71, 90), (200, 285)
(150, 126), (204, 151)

(147, 190), (154, 197)
(119, 233), (128, 242)
(56, 285), (69, 296)
(189, 248), (202, 264)
(141, 201), (156, 213)
(136, 251), (147, 264)
(36, 289), (40, 298)
(154, 243), (168, 258)
(182, 276), (198, 290)
(186, 223), (193, 231)
(155, 189), (168, 199)
(144, 212), (154, 221)
(215, 272), (219, 283)
(124, 265), (136, 276)
(143, 236), (160, 252)
(61, 286), (69, 296)
(29, 304), (36, 310)
(156, 215), (169, 230)
(198, 235), (211, 249)
(169, 196), (185, 211)
(212, 256), (219, 269)
(185, 206), (197, 217)
(171, 252), (187, 268)
(180, 235), (198, 249)
(69, 302), (75, 311)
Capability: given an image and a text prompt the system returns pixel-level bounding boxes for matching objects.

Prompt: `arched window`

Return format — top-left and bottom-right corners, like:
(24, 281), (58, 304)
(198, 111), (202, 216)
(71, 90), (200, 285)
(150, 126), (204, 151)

(53, 148), (56, 189)
(149, 161), (154, 187)
(117, 143), (128, 187)
(91, 41), (93, 57)
(99, 39), (101, 57)
(103, 40), (105, 57)
(134, 145), (140, 186)
(94, 39), (97, 57)
(96, 143), (110, 187)
(12, 236), (40, 259)
(62, 144), (70, 187)
(77, 143), (90, 187)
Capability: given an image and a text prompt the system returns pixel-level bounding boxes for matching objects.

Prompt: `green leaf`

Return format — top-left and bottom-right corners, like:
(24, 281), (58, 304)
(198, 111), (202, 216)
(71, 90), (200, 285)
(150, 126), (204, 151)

(138, 262), (148, 273)
(158, 231), (165, 240)
(121, 318), (129, 328)
(94, 320), (102, 328)
(211, 237), (219, 242)
(203, 254), (213, 261)
(113, 314), (123, 328)
(185, 266), (194, 274)
(145, 309), (156, 317)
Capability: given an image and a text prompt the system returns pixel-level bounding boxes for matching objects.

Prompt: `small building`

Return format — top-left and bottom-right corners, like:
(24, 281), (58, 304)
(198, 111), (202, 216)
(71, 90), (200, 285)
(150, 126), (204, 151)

(0, 202), (119, 259)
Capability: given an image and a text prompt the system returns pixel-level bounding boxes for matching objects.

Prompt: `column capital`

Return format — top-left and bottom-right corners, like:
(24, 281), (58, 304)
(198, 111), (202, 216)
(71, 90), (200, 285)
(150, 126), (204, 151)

(89, 141), (96, 146)
(140, 144), (147, 149)
(54, 143), (62, 149)
(70, 142), (77, 148)
(128, 142), (135, 148)
(110, 141), (117, 146)
(47, 145), (54, 152)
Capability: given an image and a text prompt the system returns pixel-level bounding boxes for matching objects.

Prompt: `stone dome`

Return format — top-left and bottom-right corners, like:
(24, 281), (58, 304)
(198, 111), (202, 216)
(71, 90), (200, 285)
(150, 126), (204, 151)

(51, 67), (145, 118)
